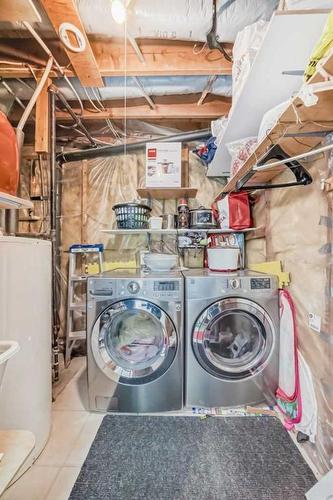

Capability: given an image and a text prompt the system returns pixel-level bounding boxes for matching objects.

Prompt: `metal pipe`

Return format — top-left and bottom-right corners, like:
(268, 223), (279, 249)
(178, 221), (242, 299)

(253, 142), (333, 172)
(57, 128), (211, 164)
(49, 85), (97, 148)
(50, 90), (60, 382)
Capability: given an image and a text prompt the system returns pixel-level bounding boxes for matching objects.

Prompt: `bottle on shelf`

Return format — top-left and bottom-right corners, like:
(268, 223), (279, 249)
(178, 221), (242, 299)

(177, 198), (189, 229)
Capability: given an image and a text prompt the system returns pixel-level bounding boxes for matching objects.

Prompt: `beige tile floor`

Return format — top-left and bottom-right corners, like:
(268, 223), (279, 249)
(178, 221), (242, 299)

(2, 356), (321, 499)
(3, 357), (102, 500)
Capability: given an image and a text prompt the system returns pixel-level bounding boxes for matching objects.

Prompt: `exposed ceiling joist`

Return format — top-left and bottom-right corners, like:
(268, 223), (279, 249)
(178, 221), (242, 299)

(0, 0), (41, 22)
(93, 40), (233, 77)
(10, 96), (231, 123)
(54, 98), (231, 121)
(0, 39), (233, 79)
(38, 0), (104, 87)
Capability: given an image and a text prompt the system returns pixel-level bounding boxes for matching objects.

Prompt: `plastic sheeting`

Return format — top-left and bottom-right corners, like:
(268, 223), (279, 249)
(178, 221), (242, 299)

(0, 76), (232, 102)
(246, 154), (333, 474)
(232, 20), (269, 108)
(56, 150), (223, 337)
(76, 0), (278, 43)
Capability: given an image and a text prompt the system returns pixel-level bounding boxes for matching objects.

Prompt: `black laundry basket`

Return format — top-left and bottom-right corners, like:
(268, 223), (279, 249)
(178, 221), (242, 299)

(113, 202), (151, 229)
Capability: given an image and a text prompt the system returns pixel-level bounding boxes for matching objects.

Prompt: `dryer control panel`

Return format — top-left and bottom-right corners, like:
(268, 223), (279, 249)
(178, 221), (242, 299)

(250, 278), (271, 289)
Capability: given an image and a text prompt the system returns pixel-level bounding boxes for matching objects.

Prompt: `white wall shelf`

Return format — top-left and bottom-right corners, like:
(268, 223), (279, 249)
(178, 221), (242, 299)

(207, 10), (330, 177)
(0, 192), (33, 210)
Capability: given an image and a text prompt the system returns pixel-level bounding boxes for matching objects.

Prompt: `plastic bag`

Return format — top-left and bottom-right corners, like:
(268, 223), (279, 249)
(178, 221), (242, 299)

(211, 116), (228, 147)
(304, 10), (333, 81)
(232, 20), (269, 107)
(258, 100), (290, 142)
(226, 137), (257, 178)
(216, 193), (252, 230)
(193, 136), (217, 165)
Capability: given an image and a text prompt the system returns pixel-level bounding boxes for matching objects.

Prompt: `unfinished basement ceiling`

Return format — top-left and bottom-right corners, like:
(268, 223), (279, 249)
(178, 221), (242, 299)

(0, 75), (232, 102)
(0, 0), (280, 144)
(0, 0), (279, 42)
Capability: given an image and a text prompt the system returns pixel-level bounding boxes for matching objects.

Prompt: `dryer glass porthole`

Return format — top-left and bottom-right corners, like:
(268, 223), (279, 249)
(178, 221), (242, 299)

(192, 298), (275, 380)
(91, 299), (178, 385)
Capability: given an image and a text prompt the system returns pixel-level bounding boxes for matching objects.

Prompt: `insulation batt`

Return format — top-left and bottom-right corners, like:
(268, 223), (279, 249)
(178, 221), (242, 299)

(0, 76), (232, 101)
(76, 0), (278, 42)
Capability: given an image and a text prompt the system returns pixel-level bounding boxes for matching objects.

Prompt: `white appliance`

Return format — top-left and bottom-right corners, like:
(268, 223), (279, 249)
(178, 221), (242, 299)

(183, 269), (279, 408)
(0, 237), (52, 471)
(0, 341), (20, 388)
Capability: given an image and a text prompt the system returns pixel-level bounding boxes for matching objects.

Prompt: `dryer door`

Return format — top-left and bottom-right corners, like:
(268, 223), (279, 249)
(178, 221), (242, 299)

(91, 299), (177, 385)
(192, 298), (276, 380)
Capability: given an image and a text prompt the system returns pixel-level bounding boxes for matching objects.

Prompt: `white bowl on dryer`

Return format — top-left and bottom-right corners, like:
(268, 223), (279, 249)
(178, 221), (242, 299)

(144, 253), (177, 272)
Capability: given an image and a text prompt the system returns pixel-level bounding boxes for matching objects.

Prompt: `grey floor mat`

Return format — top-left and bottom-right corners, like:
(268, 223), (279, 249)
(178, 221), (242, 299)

(69, 415), (316, 500)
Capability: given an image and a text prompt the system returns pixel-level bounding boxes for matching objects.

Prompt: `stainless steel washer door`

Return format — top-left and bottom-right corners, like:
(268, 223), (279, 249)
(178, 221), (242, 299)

(91, 299), (177, 385)
(192, 298), (275, 380)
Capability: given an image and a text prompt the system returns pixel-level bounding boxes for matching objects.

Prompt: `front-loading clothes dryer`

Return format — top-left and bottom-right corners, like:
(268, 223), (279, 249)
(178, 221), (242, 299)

(87, 269), (183, 413)
(183, 269), (279, 408)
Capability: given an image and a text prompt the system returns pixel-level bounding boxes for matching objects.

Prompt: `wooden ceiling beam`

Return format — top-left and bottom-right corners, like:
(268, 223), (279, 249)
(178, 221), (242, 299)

(38, 0), (104, 87)
(54, 99), (231, 121)
(10, 96), (231, 123)
(0, 0), (41, 22)
(92, 39), (232, 77)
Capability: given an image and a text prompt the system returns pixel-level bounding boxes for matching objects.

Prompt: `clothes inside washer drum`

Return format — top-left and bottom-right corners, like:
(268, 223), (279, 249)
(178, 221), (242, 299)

(69, 415), (316, 500)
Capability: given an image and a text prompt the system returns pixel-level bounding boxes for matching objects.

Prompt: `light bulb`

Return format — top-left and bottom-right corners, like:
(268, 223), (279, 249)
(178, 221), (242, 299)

(111, 0), (126, 24)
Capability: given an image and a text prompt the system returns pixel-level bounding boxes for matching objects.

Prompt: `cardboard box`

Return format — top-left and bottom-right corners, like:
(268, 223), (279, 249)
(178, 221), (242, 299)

(146, 142), (183, 188)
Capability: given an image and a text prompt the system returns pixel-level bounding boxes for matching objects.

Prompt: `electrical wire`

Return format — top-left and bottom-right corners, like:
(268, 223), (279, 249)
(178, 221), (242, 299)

(22, 21), (84, 115)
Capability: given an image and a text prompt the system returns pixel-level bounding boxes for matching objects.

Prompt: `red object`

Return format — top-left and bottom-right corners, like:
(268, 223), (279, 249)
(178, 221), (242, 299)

(0, 111), (19, 195)
(229, 193), (252, 230)
(147, 148), (157, 159)
(216, 192), (252, 230)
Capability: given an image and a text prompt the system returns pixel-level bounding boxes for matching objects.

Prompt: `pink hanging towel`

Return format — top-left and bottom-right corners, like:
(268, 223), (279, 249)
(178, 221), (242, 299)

(276, 289), (302, 429)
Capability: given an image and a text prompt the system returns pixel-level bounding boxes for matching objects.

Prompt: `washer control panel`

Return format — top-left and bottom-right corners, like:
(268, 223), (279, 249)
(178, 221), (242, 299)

(250, 278), (271, 290)
(116, 278), (181, 300)
(152, 280), (180, 299)
(127, 281), (140, 294)
(88, 279), (114, 297)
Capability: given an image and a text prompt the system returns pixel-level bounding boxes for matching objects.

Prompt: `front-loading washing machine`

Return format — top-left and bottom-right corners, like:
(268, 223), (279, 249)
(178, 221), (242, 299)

(183, 269), (279, 408)
(87, 269), (183, 413)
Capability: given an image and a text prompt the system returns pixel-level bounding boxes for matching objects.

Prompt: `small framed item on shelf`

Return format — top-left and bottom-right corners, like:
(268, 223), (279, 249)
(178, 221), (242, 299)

(145, 142), (182, 187)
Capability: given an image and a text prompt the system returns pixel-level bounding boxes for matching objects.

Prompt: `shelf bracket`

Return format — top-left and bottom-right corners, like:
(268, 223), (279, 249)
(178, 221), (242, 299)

(236, 144), (313, 191)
